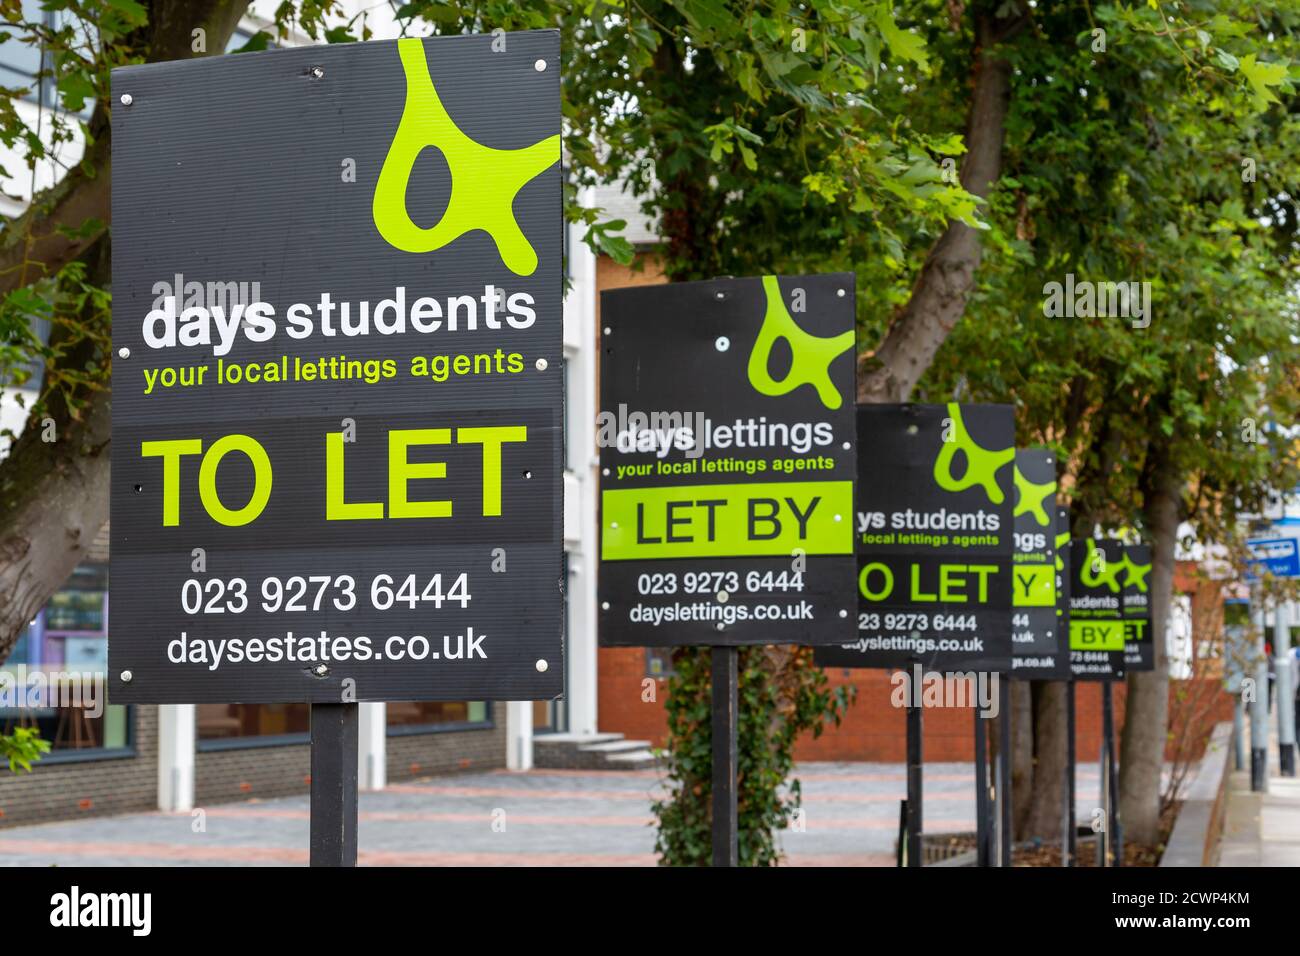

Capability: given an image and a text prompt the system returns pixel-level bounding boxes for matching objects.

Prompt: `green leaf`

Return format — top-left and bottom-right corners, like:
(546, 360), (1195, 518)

(1238, 53), (1289, 109)
(1215, 49), (1239, 72)
(232, 31), (273, 53)
(873, 3), (929, 71)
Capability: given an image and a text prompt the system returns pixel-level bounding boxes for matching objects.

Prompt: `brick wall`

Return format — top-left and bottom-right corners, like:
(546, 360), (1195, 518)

(385, 718), (506, 782)
(0, 710), (505, 826)
(0, 704), (158, 828)
(195, 719), (507, 805)
(598, 660), (1234, 763)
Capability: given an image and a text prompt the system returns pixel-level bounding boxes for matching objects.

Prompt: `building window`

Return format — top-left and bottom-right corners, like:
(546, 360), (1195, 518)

(197, 703), (310, 747)
(387, 701), (490, 734)
(0, 561), (134, 761)
(0, 1), (94, 116)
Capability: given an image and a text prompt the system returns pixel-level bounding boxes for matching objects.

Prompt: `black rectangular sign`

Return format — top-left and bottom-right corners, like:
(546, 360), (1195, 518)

(109, 33), (564, 703)
(817, 403), (1015, 672)
(1069, 538), (1126, 681)
(597, 274), (857, 646)
(1010, 449), (1068, 679)
(1123, 543), (1155, 672)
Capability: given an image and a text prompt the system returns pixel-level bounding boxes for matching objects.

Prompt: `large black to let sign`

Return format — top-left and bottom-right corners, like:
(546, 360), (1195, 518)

(109, 33), (564, 703)
(1069, 538), (1126, 681)
(598, 274), (857, 646)
(817, 403), (1015, 672)
(1010, 449), (1067, 679)
(1123, 543), (1155, 672)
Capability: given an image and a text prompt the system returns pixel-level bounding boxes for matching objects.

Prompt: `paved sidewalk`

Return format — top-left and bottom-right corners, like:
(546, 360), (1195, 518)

(1217, 720), (1300, 866)
(0, 761), (1103, 866)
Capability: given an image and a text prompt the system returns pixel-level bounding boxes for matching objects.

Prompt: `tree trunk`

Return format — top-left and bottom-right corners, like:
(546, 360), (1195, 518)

(1022, 680), (1068, 840)
(0, 0), (252, 300)
(857, 1), (1028, 403)
(0, 0), (251, 664)
(1119, 452), (1179, 845)
(0, 239), (112, 664)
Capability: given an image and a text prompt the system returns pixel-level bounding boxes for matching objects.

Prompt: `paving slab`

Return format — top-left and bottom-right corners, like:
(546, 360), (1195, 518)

(0, 760), (1105, 867)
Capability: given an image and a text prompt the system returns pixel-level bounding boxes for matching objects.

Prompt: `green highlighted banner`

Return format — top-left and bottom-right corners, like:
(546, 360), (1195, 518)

(1070, 619), (1126, 651)
(602, 481), (853, 560)
(1012, 564), (1055, 607)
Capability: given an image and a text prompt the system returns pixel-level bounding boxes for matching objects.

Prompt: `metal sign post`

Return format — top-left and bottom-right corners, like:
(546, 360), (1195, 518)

(997, 677), (1012, 866)
(1275, 601), (1295, 776)
(905, 696), (923, 867)
(1055, 507), (1075, 867)
(974, 709), (991, 867)
(1251, 597), (1269, 792)
(309, 703), (359, 867)
(711, 647), (739, 867)
(1064, 678), (1076, 867)
(1103, 681), (1122, 866)
(1097, 727), (1108, 867)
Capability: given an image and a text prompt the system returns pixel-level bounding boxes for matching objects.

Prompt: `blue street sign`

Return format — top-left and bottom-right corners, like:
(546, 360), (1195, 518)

(1246, 536), (1300, 581)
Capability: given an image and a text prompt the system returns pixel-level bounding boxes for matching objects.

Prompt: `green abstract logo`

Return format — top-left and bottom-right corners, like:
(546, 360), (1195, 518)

(1122, 555), (1152, 593)
(1013, 465), (1055, 528)
(373, 38), (561, 276)
(1080, 539), (1125, 593)
(932, 403), (1015, 506)
(1055, 528), (1069, 572)
(747, 275), (854, 410)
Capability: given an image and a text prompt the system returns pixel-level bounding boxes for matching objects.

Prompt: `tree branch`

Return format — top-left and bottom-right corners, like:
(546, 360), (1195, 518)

(0, 0), (253, 300)
(858, 1), (1030, 403)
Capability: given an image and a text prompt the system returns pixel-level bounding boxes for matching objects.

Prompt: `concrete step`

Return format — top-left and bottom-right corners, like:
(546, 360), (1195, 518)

(578, 739), (653, 754)
(606, 750), (659, 767)
(534, 732), (623, 747)
(533, 732), (660, 770)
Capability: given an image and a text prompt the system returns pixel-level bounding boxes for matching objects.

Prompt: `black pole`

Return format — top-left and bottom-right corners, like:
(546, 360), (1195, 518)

(1065, 680), (1076, 867)
(974, 703), (990, 867)
(906, 698), (923, 867)
(897, 799), (907, 867)
(1104, 681), (1122, 866)
(309, 702), (359, 867)
(711, 646), (739, 867)
(1097, 695), (1108, 868)
(998, 677), (1012, 866)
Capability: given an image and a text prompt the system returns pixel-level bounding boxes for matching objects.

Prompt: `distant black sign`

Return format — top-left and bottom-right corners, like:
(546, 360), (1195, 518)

(597, 274), (857, 646)
(1123, 544), (1155, 672)
(817, 403), (1014, 672)
(1069, 538), (1126, 681)
(1010, 449), (1068, 679)
(109, 33), (564, 703)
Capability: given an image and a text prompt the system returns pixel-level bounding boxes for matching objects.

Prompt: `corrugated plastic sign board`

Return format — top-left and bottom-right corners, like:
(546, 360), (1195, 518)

(597, 274), (858, 647)
(109, 32), (564, 703)
(816, 403), (1015, 673)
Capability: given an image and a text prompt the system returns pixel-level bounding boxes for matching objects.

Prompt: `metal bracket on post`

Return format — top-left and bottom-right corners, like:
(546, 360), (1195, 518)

(310, 702), (359, 867)
(711, 646), (739, 867)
